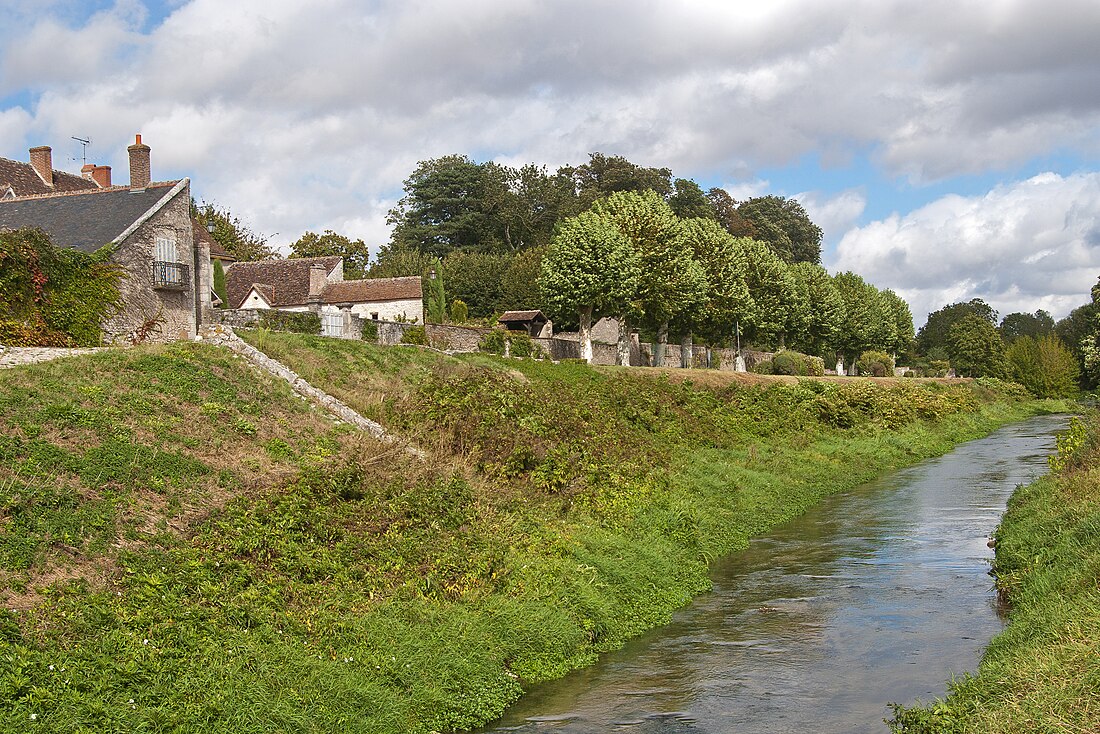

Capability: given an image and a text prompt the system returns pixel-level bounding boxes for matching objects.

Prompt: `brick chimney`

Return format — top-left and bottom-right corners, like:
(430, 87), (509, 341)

(127, 134), (151, 189)
(308, 263), (328, 307)
(29, 146), (53, 186)
(90, 165), (112, 188)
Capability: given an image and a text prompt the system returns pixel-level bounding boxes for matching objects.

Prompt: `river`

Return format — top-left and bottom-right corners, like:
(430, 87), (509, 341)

(477, 415), (1067, 733)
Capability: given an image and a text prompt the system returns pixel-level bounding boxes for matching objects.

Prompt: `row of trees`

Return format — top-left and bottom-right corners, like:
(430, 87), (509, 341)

(539, 190), (911, 365)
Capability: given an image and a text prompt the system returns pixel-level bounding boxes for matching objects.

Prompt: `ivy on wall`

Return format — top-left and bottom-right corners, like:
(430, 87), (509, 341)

(0, 227), (123, 347)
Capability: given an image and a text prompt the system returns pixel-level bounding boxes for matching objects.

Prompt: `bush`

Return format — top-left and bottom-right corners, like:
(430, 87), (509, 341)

(479, 330), (506, 355)
(401, 325), (428, 345)
(361, 319), (378, 342)
(771, 351), (825, 377)
(753, 359), (774, 375)
(508, 332), (534, 358)
(258, 310), (321, 334)
(855, 350), (895, 377)
(450, 299), (469, 324)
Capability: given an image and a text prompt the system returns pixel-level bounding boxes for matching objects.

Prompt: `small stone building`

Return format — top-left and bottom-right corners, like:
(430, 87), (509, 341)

(497, 310), (552, 338)
(0, 136), (211, 342)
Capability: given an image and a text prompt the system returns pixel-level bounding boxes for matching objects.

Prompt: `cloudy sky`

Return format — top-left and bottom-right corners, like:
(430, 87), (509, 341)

(2, 0), (1099, 325)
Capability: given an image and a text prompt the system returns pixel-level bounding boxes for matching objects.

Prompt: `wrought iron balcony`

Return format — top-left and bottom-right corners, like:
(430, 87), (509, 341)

(152, 261), (190, 290)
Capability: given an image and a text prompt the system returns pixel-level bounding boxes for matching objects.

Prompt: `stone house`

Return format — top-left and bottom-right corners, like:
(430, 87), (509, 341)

(0, 136), (211, 342)
(225, 257), (424, 325)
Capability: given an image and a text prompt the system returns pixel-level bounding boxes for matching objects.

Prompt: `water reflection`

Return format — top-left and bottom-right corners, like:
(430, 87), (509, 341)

(478, 415), (1066, 734)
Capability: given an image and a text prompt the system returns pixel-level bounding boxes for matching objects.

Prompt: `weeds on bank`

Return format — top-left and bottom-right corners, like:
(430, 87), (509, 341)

(890, 410), (1099, 734)
(0, 334), (1063, 733)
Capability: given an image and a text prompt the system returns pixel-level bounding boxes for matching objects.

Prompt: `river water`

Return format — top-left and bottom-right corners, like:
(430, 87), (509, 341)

(478, 415), (1067, 734)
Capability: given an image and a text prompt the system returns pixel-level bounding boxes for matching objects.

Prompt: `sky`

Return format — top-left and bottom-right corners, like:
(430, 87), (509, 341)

(2, 0), (1100, 326)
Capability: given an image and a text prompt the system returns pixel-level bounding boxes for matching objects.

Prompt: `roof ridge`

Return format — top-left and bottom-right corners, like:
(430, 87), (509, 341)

(0, 179), (180, 203)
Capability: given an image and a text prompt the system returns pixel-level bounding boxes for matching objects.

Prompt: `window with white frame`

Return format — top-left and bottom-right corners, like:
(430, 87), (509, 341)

(154, 235), (177, 263)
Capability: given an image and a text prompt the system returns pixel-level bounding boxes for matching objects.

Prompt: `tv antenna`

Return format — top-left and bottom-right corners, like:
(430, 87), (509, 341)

(71, 136), (90, 165)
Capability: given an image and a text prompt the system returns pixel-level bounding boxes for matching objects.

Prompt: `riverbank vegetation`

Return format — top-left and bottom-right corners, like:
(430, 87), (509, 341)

(889, 412), (1100, 733)
(0, 333), (1071, 732)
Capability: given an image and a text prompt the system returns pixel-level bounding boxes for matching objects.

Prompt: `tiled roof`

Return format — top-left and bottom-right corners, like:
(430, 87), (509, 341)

(0, 182), (183, 254)
(498, 310), (546, 322)
(323, 276), (422, 304)
(225, 256), (342, 309)
(0, 156), (99, 197)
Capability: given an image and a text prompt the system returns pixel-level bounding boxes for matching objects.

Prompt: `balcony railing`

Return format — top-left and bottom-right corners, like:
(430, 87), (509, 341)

(152, 261), (190, 290)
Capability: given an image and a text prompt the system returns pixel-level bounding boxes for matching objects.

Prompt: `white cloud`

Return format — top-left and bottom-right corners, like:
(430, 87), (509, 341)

(830, 172), (1100, 324)
(795, 189), (867, 245)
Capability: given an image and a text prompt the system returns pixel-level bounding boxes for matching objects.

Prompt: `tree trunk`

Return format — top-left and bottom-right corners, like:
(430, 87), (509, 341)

(617, 315), (630, 366)
(681, 332), (693, 368)
(778, 332), (786, 349)
(579, 306), (594, 363)
(654, 321), (669, 367)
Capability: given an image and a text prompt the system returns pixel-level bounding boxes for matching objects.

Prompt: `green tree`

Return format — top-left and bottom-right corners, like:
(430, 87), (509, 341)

(880, 289), (915, 358)
(498, 246), (545, 313)
(559, 153), (673, 211)
(679, 218), (754, 355)
(832, 271), (889, 370)
(917, 298), (998, 357)
(1007, 335), (1079, 397)
(948, 314), (1009, 378)
(1055, 301), (1098, 387)
(594, 191), (707, 365)
(212, 259), (228, 308)
(442, 251), (511, 319)
(734, 237), (801, 349)
(425, 262), (446, 323)
(367, 245), (437, 279)
(706, 188), (756, 238)
(290, 230), (371, 279)
(999, 309), (1055, 343)
(787, 262), (845, 358)
(737, 195), (823, 264)
(541, 212), (640, 363)
(192, 202), (275, 261)
(668, 178), (714, 220)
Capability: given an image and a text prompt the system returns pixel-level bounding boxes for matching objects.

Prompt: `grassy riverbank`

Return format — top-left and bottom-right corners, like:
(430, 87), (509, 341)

(0, 334), (1069, 733)
(890, 413), (1099, 734)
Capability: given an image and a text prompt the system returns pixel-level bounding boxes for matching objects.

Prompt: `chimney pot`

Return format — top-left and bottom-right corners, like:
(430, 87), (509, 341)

(127, 133), (151, 189)
(29, 146), (53, 186)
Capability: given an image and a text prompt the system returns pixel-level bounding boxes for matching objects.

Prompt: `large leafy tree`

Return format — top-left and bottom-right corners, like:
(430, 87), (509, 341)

(999, 309), (1055, 344)
(737, 195), (823, 264)
(192, 202), (275, 262)
(948, 314), (1009, 378)
(559, 153), (672, 211)
(787, 262), (845, 358)
(498, 246), (545, 313)
(387, 155), (499, 257)
(593, 190), (707, 364)
(679, 218), (754, 351)
(917, 298), (998, 358)
(880, 289), (915, 358)
(832, 271), (890, 368)
(441, 251), (511, 319)
(706, 188), (756, 238)
(668, 178), (714, 220)
(541, 212), (640, 363)
(290, 230), (371, 279)
(734, 237), (801, 349)
(1055, 299), (1099, 387)
(1007, 335), (1079, 398)
(367, 245), (437, 279)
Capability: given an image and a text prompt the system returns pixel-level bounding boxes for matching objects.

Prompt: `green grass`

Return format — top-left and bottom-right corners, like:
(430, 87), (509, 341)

(889, 414), (1100, 734)
(0, 333), (1072, 733)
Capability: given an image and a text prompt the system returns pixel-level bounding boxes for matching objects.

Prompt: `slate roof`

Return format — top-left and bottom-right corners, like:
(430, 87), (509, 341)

(0, 156), (99, 197)
(323, 276), (422, 304)
(0, 182), (183, 254)
(225, 256), (342, 309)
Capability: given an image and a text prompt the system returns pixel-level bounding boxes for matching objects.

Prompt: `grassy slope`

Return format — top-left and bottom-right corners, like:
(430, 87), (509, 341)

(890, 415), (1100, 734)
(0, 334), (1068, 733)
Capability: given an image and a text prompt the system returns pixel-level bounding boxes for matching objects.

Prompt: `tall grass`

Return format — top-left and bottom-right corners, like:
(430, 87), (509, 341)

(0, 334), (1069, 733)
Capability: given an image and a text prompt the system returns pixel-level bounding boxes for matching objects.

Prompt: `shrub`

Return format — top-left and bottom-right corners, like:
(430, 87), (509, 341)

(855, 350), (895, 377)
(771, 351), (825, 377)
(753, 359), (774, 375)
(479, 330), (506, 355)
(401, 325), (428, 345)
(361, 319), (378, 342)
(258, 310), (321, 334)
(508, 332), (534, 358)
(450, 299), (469, 324)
